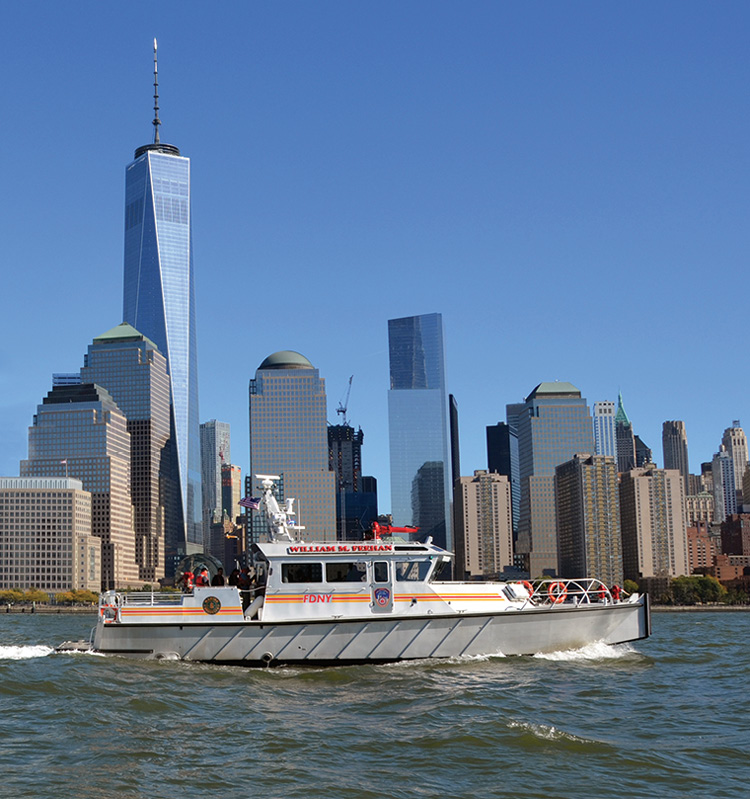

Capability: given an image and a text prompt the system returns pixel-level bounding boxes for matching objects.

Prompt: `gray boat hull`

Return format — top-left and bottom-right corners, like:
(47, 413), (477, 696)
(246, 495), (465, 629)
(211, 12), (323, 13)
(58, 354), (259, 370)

(92, 596), (649, 665)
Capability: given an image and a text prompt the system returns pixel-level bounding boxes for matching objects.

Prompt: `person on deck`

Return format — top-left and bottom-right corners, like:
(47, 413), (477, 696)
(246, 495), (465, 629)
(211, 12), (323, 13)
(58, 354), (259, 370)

(211, 568), (225, 586)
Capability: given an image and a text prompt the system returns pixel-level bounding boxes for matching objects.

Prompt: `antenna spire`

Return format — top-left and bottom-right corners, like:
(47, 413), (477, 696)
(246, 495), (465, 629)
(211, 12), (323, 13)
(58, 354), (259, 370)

(152, 38), (161, 144)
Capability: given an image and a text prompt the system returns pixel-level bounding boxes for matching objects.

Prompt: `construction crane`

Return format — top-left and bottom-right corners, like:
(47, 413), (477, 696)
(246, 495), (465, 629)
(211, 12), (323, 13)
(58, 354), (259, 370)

(336, 375), (353, 427)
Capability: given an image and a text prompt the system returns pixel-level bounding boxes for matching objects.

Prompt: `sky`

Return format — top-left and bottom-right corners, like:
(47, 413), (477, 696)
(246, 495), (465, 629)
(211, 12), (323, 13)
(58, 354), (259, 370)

(1, 1), (748, 510)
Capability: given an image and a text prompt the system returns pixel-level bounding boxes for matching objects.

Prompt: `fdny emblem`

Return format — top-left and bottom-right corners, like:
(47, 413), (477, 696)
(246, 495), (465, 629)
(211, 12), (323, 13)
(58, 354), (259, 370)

(202, 596), (221, 615)
(374, 588), (391, 607)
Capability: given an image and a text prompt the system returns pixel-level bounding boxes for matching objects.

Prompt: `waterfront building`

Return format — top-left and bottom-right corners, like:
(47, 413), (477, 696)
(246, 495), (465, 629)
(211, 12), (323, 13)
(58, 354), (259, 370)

(249, 351), (336, 542)
(0, 477), (100, 593)
(387, 313), (451, 550)
(486, 421), (520, 537)
(662, 421), (690, 496)
(327, 424), (377, 540)
(712, 446), (737, 522)
(81, 323), (172, 582)
(122, 42), (202, 557)
(686, 522), (716, 573)
(20, 384), (139, 589)
(592, 401), (617, 459)
(721, 422), (749, 507)
(619, 466), (689, 582)
(200, 421), (231, 549)
(454, 471), (513, 580)
(615, 392), (636, 473)
(720, 513), (750, 556)
(554, 454), (623, 585)
(513, 382), (595, 577)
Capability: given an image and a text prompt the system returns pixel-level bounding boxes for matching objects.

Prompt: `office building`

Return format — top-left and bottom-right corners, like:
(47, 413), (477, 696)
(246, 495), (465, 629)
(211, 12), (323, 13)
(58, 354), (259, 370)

(387, 313), (451, 550)
(619, 466), (689, 581)
(454, 471), (513, 579)
(555, 454), (623, 585)
(615, 392), (636, 473)
(249, 351), (336, 542)
(486, 422), (520, 537)
(592, 401), (617, 459)
(21, 384), (139, 589)
(122, 42), (202, 556)
(328, 424), (377, 540)
(662, 421), (690, 496)
(221, 463), (242, 524)
(720, 514), (750, 556)
(81, 323), (172, 581)
(52, 374), (82, 387)
(712, 446), (737, 522)
(513, 382), (595, 577)
(200, 420), (231, 549)
(721, 422), (749, 507)
(0, 477), (100, 593)
(634, 435), (653, 467)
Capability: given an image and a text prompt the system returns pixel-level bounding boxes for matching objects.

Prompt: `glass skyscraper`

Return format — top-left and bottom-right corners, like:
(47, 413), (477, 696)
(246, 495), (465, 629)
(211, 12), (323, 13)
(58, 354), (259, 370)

(122, 88), (202, 555)
(387, 313), (451, 550)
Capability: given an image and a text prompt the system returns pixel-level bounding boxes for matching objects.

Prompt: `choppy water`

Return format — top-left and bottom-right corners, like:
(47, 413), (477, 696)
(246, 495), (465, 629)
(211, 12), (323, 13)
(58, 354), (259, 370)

(1, 611), (748, 799)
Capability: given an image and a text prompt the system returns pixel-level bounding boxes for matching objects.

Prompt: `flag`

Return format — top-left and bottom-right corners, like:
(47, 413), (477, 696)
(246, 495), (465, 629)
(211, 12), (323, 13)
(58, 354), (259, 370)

(60, 460), (68, 465)
(239, 496), (260, 510)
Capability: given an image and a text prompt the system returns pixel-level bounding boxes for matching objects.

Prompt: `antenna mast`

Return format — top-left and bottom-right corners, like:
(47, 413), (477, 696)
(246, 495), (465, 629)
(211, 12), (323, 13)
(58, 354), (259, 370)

(152, 38), (161, 143)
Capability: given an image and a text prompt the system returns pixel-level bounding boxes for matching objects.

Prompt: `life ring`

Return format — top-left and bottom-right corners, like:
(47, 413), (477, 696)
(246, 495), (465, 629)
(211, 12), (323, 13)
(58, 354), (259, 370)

(521, 580), (534, 596)
(547, 582), (567, 604)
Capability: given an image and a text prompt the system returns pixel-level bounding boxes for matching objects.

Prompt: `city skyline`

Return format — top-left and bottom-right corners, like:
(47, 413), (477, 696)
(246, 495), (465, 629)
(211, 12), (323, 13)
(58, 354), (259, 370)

(1, 4), (749, 511)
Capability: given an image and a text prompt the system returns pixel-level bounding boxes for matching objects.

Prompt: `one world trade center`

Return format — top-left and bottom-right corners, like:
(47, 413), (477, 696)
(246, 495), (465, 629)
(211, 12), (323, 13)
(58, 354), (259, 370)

(122, 41), (202, 565)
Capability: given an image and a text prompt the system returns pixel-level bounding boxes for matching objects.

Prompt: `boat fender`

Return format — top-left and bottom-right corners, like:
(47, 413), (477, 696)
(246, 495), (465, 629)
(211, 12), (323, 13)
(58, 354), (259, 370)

(547, 582), (567, 604)
(521, 581), (534, 596)
(261, 652), (275, 666)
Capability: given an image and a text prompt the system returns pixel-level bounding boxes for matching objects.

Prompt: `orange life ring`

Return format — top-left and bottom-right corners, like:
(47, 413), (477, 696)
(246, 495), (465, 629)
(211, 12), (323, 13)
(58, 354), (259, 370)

(521, 580), (534, 596)
(547, 582), (567, 604)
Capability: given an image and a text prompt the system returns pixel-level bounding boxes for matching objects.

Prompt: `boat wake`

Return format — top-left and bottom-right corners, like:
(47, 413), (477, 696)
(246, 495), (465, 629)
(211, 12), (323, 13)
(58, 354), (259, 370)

(0, 644), (54, 660)
(533, 640), (637, 662)
(507, 719), (612, 749)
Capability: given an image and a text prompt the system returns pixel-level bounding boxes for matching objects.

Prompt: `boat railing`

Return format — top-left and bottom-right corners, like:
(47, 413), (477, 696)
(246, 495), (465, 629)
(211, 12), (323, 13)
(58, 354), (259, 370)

(530, 578), (613, 607)
(118, 591), (185, 606)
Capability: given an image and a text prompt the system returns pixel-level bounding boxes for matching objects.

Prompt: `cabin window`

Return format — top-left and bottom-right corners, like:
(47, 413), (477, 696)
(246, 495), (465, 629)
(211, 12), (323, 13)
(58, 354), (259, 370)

(326, 562), (367, 582)
(373, 562), (389, 583)
(281, 563), (322, 583)
(395, 561), (432, 582)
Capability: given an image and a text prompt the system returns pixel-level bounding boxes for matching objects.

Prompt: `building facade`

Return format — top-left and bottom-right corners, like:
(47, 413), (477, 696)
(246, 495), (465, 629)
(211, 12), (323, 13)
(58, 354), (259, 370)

(328, 424), (377, 540)
(486, 421), (520, 537)
(592, 401), (617, 459)
(662, 421), (690, 496)
(0, 477), (100, 594)
(554, 454), (622, 585)
(122, 76), (202, 557)
(200, 420), (231, 550)
(721, 422), (749, 507)
(619, 466), (689, 582)
(81, 323), (172, 582)
(712, 446), (737, 522)
(513, 382), (596, 577)
(249, 351), (336, 542)
(615, 392), (636, 473)
(20, 384), (139, 589)
(387, 313), (451, 550)
(454, 471), (513, 580)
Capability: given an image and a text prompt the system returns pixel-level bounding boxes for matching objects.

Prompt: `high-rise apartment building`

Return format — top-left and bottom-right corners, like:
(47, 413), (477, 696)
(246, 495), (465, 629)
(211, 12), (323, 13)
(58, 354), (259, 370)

(721, 422), (749, 507)
(454, 471), (513, 579)
(685, 492), (715, 528)
(662, 421), (690, 496)
(200, 420), (231, 549)
(619, 466), (689, 581)
(249, 351), (336, 542)
(615, 392), (636, 473)
(0, 477), (100, 593)
(712, 446), (737, 522)
(513, 382), (595, 577)
(486, 422), (520, 537)
(593, 401), (617, 459)
(387, 313), (451, 550)
(21, 384), (139, 589)
(122, 42), (202, 556)
(555, 454), (622, 585)
(81, 323), (172, 581)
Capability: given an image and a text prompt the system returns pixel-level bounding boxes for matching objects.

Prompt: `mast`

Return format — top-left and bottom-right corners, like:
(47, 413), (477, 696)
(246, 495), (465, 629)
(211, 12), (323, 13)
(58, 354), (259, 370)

(152, 38), (161, 144)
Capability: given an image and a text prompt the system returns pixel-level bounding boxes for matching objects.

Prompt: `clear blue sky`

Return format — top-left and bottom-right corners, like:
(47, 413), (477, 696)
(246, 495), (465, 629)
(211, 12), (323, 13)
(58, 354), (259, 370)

(1, 2), (748, 509)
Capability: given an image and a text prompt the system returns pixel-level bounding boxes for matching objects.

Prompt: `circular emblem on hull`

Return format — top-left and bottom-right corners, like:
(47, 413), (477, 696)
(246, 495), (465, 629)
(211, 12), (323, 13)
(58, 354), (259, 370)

(202, 596), (222, 615)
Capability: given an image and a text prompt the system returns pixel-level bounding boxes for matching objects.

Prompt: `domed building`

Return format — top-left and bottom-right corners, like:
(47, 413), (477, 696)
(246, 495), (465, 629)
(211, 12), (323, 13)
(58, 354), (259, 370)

(248, 351), (336, 542)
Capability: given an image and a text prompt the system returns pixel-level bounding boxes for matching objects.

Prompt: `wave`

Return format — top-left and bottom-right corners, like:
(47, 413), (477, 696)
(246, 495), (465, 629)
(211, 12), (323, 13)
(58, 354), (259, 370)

(533, 640), (638, 661)
(0, 644), (54, 660)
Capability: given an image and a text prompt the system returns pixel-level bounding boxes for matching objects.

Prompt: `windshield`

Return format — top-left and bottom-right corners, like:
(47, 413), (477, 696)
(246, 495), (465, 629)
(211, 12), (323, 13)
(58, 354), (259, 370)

(395, 560), (432, 582)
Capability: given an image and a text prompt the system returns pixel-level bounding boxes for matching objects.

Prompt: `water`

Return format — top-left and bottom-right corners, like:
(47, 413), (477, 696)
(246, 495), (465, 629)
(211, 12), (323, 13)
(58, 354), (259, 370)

(1, 611), (748, 799)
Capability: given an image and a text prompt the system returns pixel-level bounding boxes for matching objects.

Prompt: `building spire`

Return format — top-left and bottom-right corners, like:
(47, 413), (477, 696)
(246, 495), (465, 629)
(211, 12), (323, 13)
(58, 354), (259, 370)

(152, 38), (161, 144)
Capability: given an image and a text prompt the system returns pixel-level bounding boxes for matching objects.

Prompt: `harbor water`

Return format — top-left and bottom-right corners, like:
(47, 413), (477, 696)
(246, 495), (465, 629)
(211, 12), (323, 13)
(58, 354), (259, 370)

(2, 611), (748, 799)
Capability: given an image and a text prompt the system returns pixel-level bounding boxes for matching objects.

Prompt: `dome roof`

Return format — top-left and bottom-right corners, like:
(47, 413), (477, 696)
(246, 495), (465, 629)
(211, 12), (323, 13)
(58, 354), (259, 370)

(258, 350), (314, 370)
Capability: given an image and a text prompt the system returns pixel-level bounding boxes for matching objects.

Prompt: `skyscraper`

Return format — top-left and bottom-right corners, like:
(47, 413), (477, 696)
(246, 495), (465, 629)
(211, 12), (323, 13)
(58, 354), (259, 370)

(592, 401), (617, 459)
(662, 421), (690, 496)
(200, 420), (231, 549)
(387, 313), (451, 550)
(721, 422), (749, 507)
(328, 424), (377, 540)
(81, 323), (172, 581)
(513, 382), (595, 577)
(486, 422), (520, 537)
(555, 454), (622, 585)
(21, 384), (139, 589)
(615, 392), (636, 473)
(712, 445), (737, 522)
(249, 351), (336, 542)
(122, 41), (202, 556)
